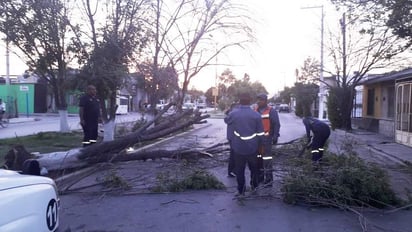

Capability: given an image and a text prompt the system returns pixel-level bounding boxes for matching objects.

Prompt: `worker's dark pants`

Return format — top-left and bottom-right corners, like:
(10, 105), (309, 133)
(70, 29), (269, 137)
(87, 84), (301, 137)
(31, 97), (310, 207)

(228, 144), (236, 176)
(311, 128), (331, 162)
(234, 153), (259, 194)
(82, 121), (98, 147)
(257, 139), (273, 184)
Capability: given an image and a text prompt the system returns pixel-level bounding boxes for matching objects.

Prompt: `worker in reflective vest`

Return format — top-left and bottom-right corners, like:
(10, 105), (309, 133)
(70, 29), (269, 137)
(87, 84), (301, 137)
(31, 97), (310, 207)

(302, 116), (331, 163)
(225, 92), (264, 196)
(255, 93), (281, 187)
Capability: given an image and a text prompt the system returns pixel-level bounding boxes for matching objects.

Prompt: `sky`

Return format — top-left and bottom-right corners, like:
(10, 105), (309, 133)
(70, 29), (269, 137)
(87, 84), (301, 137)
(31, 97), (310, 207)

(0, 0), (339, 97)
(189, 0), (340, 96)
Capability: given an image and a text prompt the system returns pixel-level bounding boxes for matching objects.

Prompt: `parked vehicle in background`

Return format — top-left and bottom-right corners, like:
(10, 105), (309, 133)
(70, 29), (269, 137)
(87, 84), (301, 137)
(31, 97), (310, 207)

(196, 102), (206, 109)
(116, 96), (129, 115)
(182, 102), (196, 110)
(273, 103), (281, 111)
(156, 99), (166, 110)
(0, 169), (60, 231)
(278, 104), (290, 113)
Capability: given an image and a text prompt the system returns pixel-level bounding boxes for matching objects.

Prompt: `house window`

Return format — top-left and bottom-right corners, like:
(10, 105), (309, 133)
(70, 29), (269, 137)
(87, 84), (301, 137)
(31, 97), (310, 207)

(367, 88), (375, 116)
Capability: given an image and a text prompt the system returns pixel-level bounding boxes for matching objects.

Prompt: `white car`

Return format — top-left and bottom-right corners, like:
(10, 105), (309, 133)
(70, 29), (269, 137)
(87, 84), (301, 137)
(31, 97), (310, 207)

(0, 169), (59, 232)
(278, 104), (290, 113)
(182, 102), (196, 110)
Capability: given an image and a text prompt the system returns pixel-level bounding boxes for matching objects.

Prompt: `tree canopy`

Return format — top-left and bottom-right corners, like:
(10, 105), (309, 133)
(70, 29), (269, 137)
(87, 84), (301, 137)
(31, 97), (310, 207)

(331, 0), (412, 47)
(324, 1), (411, 130)
(147, 0), (255, 108)
(0, 0), (84, 132)
(78, 0), (150, 123)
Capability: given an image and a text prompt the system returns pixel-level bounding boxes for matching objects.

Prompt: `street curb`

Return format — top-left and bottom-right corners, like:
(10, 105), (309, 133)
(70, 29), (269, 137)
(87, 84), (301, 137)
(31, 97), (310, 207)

(9, 118), (39, 124)
(367, 146), (409, 165)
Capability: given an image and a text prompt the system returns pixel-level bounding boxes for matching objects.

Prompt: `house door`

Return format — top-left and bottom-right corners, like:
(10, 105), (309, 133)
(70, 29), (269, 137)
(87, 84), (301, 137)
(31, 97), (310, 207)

(395, 82), (412, 146)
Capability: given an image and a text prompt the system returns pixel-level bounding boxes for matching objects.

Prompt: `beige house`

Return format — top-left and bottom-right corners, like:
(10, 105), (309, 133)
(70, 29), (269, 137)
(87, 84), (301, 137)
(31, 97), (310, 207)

(354, 68), (412, 147)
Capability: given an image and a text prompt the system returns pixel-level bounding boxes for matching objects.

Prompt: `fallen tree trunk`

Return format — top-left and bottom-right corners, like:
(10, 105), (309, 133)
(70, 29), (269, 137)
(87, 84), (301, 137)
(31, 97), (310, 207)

(78, 108), (209, 162)
(21, 133), (301, 172)
(107, 149), (214, 163)
(81, 113), (210, 163)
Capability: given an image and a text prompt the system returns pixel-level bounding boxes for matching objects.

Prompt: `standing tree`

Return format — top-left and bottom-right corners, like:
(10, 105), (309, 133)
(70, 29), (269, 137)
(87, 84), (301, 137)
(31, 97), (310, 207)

(226, 73), (267, 106)
(138, 63), (179, 110)
(293, 57), (320, 117)
(322, 4), (410, 130)
(0, 0), (81, 132)
(78, 0), (150, 141)
(219, 68), (237, 87)
(296, 57), (321, 84)
(218, 68), (236, 100)
(331, 0), (412, 46)
(292, 83), (319, 117)
(148, 0), (254, 109)
(274, 86), (293, 105)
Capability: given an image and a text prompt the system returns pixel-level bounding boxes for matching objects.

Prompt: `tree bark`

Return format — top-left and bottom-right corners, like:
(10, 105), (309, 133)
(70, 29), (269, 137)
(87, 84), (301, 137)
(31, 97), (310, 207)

(58, 110), (70, 133)
(77, 107), (209, 162)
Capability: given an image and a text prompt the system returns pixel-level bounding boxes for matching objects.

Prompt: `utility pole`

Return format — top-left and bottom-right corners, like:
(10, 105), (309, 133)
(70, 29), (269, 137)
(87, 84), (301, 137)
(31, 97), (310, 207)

(214, 53), (218, 111)
(5, 38), (10, 85)
(340, 13), (346, 83)
(301, 5), (325, 120)
(319, 6), (325, 120)
(5, 26), (11, 115)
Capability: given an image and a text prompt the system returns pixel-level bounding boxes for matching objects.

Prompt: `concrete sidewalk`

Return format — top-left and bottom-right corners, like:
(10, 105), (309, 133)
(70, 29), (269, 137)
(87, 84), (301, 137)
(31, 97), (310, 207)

(8, 117), (38, 123)
(330, 129), (412, 165)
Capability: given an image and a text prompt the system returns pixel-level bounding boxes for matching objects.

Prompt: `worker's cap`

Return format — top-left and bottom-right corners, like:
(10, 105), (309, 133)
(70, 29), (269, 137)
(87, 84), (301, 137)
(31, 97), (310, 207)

(256, 93), (268, 100)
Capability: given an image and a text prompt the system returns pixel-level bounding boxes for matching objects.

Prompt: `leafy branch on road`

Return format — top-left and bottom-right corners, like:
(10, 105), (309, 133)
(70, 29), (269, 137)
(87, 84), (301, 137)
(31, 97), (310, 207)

(152, 169), (225, 193)
(275, 138), (412, 232)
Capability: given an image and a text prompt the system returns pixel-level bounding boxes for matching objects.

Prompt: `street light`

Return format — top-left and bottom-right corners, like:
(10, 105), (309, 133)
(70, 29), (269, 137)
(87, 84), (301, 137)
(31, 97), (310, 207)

(301, 5), (325, 120)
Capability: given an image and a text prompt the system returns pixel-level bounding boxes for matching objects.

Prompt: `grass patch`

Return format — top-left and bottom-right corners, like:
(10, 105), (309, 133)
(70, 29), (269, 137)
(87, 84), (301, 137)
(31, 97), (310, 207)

(0, 131), (83, 163)
(151, 169), (225, 193)
(281, 154), (401, 209)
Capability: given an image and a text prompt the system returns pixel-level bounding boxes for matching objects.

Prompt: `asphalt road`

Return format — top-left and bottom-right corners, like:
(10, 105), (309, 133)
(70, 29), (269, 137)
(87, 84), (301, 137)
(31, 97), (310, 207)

(57, 113), (412, 232)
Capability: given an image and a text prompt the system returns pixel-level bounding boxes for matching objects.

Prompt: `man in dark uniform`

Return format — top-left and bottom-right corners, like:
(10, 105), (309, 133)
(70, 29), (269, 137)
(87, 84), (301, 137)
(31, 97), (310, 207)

(255, 93), (280, 186)
(79, 85), (101, 147)
(302, 116), (331, 162)
(224, 93), (264, 196)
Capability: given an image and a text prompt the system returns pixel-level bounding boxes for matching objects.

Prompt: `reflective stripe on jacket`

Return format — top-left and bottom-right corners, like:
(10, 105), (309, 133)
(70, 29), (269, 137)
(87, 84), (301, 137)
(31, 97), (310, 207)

(234, 130), (265, 140)
(225, 105), (264, 155)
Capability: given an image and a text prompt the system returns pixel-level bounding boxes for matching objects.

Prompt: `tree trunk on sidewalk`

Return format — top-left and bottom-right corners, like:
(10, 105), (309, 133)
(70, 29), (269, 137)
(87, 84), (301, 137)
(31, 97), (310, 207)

(103, 119), (116, 142)
(58, 110), (70, 132)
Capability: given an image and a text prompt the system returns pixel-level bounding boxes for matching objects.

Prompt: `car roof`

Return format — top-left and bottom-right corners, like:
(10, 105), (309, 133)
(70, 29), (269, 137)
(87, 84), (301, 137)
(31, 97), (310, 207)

(0, 169), (55, 191)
